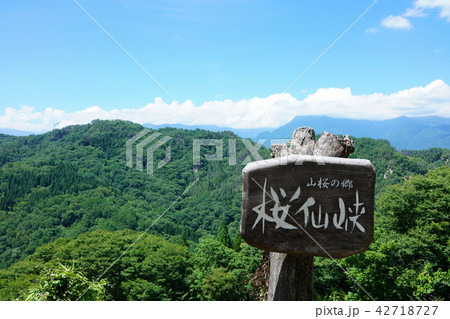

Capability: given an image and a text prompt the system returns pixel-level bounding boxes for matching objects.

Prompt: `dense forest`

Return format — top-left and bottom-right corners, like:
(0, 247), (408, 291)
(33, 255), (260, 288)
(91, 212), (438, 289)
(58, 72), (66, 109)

(0, 120), (448, 300)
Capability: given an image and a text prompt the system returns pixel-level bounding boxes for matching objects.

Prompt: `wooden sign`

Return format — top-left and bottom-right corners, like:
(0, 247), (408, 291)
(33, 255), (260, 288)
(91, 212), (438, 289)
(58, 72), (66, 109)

(241, 155), (375, 258)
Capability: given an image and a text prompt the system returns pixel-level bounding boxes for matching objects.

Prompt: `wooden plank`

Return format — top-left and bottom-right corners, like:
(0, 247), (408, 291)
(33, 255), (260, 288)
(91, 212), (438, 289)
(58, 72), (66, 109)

(267, 253), (313, 301)
(241, 155), (375, 258)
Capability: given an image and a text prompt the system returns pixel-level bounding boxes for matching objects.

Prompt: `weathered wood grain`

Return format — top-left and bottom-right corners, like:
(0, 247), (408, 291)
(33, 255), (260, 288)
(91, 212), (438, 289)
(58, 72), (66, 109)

(241, 155), (375, 257)
(242, 126), (374, 301)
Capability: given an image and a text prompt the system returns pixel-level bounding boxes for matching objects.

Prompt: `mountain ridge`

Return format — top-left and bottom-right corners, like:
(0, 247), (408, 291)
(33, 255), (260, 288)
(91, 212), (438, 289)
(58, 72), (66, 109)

(253, 115), (450, 150)
(143, 123), (269, 138)
(0, 120), (448, 301)
(2, 115), (449, 150)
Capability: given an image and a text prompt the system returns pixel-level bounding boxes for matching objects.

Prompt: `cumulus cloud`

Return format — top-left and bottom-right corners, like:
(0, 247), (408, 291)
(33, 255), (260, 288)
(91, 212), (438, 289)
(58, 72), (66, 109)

(404, 7), (427, 17)
(1, 80), (449, 132)
(0, 107), (66, 132)
(414, 0), (450, 22)
(376, 0), (450, 32)
(381, 15), (413, 30)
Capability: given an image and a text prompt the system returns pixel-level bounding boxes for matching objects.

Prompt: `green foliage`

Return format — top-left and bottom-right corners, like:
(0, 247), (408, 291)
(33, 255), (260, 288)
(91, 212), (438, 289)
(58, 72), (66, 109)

(377, 166), (449, 235)
(0, 120), (448, 300)
(0, 230), (261, 301)
(178, 229), (188, 247)
(217, 219), (232, 248)
(23, 263), (107, 301)
(350, 138), (446, 194)
(0, 120), (270, 268)
(234, 232), (243, 252)
(401, 148), (450, 169)
(200, 267), (241, 301)
(0, 260), (43, 301)
(1, 230), (192, 301)
(188, 237), (261, 300)
(315, 166), (450, 301)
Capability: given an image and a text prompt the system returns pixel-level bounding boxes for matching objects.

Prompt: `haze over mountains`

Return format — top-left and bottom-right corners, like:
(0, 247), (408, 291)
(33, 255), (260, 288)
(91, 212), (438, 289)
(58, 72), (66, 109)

(1, 115), (449, 150)
(143, 123), (270, 140)
(254, 116), (450, 150)
(147, 116), (450, 150)
(0, 128), (35, 137)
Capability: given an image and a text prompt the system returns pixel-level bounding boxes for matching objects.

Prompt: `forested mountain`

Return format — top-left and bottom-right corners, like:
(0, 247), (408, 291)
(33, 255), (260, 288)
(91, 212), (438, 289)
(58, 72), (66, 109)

(143, 123), (269, 139)
(0, 120), (448, 300)
(0, 120), (270, 268)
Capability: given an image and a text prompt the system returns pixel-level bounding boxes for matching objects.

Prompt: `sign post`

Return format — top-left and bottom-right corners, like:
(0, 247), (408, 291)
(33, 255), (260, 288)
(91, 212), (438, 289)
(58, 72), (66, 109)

(240, 127), (375, 300)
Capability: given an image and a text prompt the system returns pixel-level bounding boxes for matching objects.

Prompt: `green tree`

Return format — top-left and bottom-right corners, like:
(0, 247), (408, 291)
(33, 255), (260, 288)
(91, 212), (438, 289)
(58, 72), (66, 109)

(0, 120), (271, 268)
(1, 230), (191, 301)
(23, 263), (107, 301)
(1, 120), (448, 301)
(178, 229), (188, 247)
(188, 236), (260, 300)
(234, 232), (243, 252)
(315, 166), (450, 301)
(200, 267), (241, 301)
(217, 219), (232, 248)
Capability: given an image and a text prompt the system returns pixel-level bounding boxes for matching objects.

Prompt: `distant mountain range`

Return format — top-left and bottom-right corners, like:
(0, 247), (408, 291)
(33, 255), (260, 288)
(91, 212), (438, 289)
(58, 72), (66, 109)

(144, 116), (450, 150)
(143, 123), (269, 138)
(0, 128), (34, 136)
(253, 116), (450, 150)
(1, 116), (449, 150)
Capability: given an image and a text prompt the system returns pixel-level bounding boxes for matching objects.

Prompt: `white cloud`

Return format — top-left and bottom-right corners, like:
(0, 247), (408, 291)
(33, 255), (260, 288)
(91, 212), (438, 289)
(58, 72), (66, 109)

(365, 27), (379, 34)
(376, 0), (450, 32)
(404, 7), (427, 17)
(414, 0), (450, 22)
(1, 80), (449, 132)
(381, 15), (413, 30)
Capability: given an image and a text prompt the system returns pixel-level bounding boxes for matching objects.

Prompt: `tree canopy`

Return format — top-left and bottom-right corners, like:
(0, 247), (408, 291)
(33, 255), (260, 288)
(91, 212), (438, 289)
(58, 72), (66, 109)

(0, 120), (448, 300)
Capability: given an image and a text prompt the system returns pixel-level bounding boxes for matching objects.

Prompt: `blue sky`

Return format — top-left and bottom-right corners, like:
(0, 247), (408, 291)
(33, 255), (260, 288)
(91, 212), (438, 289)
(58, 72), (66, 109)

(1, 0), (449, 131)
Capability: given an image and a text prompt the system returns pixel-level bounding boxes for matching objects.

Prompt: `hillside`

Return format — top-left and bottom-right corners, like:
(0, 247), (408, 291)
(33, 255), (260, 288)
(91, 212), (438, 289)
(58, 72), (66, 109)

(143, 123), (269, 139)
(3, 116), (449, 151)
(0, 120), (448, 300)
(0, 120), (272, 268)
